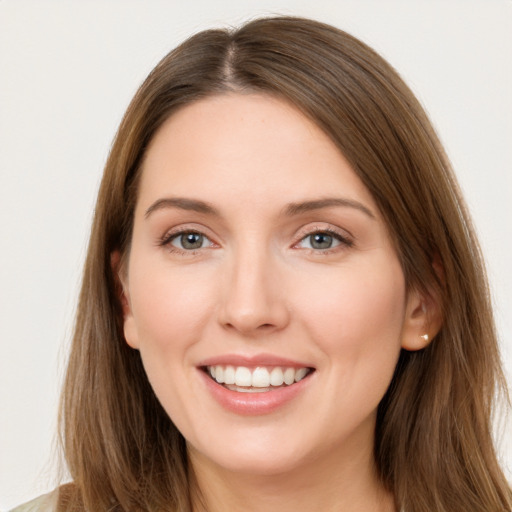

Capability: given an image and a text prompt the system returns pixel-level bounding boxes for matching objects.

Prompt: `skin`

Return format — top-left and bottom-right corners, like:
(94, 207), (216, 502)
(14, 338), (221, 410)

(118, 93), (432, 512)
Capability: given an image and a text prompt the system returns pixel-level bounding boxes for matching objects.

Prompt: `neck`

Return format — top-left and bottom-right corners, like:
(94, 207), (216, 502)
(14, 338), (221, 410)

(188, 440), (396, 512)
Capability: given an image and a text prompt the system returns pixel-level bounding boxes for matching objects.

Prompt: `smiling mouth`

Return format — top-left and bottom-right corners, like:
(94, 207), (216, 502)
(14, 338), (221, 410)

(203, 365), (314, 393)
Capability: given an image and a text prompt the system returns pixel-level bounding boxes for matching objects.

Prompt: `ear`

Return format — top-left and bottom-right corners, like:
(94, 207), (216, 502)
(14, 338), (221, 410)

(400, 286), (442, 351)
(110, 251), (140, 350)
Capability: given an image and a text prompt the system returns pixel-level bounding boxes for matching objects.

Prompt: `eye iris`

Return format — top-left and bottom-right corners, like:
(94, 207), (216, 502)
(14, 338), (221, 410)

(310, 233), (333, 249)
(181, 233), (203, 249)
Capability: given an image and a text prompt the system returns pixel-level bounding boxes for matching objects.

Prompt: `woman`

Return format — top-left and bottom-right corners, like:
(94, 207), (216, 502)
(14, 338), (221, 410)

(13, 16), (511, 512)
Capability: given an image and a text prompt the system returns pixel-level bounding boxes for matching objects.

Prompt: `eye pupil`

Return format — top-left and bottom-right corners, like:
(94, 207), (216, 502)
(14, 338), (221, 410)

(181, 233), (203, 249)
(310, 233), (333, 249)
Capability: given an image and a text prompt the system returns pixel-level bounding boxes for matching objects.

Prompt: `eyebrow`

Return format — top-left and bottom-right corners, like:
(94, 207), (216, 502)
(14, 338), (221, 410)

(145, 197), (220, 219)
(144, 196), (375, 220)
(283, 198), (376, 219)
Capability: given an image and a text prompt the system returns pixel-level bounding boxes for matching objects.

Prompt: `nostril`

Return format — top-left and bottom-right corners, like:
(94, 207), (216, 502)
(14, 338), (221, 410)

(222, 319), (278, 333)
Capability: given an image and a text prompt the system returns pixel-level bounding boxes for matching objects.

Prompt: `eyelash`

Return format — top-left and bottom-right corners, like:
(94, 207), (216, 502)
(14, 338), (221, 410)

(293, 227), (353, 254)
(158, 227), (353, 256)
(158, 229), (213, 255)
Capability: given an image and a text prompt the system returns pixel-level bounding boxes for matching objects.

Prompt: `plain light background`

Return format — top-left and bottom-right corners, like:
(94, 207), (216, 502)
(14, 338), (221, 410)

(1, 0), (511, 509)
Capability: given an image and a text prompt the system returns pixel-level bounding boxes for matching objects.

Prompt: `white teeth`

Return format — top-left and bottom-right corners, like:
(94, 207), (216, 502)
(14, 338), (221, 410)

(215, 366), (224, 384)
(206, 365), (311, 390)
(225, 384), (270, 393)
(235, 367), (252, 387)
(294, 367), (308, 382)
(270, 367), (284, 386)
(224, 365), (235, 385)
(252, 367), (270, 387)
(283, 367), (295, 385)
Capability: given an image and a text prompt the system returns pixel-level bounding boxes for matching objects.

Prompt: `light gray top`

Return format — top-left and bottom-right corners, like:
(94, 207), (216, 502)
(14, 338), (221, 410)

(9, 490), (58, 512)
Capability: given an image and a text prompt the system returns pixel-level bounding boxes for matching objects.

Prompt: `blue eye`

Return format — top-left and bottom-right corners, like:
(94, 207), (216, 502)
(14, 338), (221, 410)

(298, 231), (348, 250)
(170, 232), (209, 250)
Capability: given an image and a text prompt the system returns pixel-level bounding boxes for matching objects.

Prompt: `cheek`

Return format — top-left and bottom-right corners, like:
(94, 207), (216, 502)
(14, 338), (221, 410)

(128, 261), (216, 358)
(126, 264), (218, 423)
(292, 259), (406, 429)
(296, 258), (406, 367)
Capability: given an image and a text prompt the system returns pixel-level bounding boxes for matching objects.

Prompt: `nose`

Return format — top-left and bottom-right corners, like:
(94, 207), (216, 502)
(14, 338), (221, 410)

(217, 245), (290, 336)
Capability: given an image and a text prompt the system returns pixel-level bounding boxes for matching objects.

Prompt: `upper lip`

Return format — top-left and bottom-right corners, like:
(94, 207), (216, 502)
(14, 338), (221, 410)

(198, 353), (314, 369)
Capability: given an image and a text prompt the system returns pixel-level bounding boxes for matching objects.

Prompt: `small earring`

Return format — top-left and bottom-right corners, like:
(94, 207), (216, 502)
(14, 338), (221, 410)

(420, 334), (429, 342)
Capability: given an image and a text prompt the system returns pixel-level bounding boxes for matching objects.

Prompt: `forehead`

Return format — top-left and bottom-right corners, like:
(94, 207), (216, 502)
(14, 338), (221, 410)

(137, 93), (378, 214)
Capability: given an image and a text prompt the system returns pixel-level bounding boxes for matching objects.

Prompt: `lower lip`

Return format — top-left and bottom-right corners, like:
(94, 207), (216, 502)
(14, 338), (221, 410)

(198, 369), (312, 415)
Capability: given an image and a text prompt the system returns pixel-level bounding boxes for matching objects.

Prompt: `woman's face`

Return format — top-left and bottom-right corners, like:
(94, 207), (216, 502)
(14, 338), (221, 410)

(120, 93), (427, 476)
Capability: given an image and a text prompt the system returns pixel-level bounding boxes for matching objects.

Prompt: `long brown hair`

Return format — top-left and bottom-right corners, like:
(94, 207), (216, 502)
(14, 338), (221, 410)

(59, 16), (511, 511)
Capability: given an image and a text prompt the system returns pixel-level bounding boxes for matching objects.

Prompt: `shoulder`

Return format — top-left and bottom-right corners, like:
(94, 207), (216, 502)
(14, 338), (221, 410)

(9, 489), (59, 512)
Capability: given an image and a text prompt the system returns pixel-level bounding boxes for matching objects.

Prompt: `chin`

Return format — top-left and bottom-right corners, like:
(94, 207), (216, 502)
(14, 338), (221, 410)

(188, 435), (314, 477)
